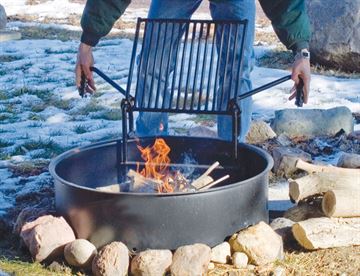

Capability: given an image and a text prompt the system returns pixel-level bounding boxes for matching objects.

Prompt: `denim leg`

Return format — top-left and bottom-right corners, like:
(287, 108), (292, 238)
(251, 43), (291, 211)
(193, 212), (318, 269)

(209, 0), (255, 142)
(135, 0), (202, 137)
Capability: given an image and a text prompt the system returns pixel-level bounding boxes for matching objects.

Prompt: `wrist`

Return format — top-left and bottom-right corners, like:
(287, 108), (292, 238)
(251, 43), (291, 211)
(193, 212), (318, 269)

(294, 48), (310, 61)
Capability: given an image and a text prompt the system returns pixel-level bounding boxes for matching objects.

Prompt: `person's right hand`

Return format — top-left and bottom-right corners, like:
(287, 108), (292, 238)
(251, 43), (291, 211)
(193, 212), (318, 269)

(75, 42), (96, 94)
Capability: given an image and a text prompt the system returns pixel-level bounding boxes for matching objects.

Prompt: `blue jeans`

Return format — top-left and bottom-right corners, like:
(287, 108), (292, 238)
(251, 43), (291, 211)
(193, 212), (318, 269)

(135, 0), (255, 142)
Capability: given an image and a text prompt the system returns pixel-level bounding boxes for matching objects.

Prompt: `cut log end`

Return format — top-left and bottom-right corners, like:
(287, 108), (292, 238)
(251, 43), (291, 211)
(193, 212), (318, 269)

(292, 223), (315, 250)
(322, 190), (336, 217)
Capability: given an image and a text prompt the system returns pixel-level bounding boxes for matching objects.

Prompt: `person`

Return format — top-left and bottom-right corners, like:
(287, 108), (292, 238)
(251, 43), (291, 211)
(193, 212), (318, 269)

(75, 0), (311, 141)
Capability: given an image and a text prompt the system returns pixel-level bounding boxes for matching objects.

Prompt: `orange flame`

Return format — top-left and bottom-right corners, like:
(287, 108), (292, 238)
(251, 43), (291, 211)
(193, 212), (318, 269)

(137, 138), (174, 193)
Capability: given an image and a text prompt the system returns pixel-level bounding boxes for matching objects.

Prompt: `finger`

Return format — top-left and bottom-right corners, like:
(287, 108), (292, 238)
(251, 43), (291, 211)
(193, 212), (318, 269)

(302, 76), (310, 104)
(288, 85), (297, 101)
(75, 63), (82, 88)
(85, 84), (95, 94)
(291, 71), (299, 86)
(81, 65), (96, 91)
(87, 76), (96, 92)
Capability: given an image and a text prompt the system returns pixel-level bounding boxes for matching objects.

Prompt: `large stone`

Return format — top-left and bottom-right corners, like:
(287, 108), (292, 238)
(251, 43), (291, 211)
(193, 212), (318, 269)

(246, 120), (276, 144)
(64, 239), (97, 268)
(271, 107), (354, 138)
(270, 217), (296, 244)
(170, 243), (211, 276)
(20, 215), (76, 262)
(231, 221), (284, 266)
(13, 207), (50, 235)
(272, 147), (312, 177)
(306, 0), (360, 72)
(0, 5), (6, 29)
(92, 242), (129, 276)
(211, 242), (231, 264)
(337, 152), (360, 168)
(131, 249), (172, 276)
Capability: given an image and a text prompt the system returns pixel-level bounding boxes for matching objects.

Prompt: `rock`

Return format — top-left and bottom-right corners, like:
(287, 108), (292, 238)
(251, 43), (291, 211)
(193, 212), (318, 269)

(231, 221), (284, 266)
(246, 120), (276, 144)
(20, 215), (75, 262)
(187, 126), (217, 138)
(276, 134), (291, 147)
(208, 262), (215, 270)
(270, 217), (295, 244)
(92, 242), (129, 276)
(131, 249), (172, 276)
(0, 5), (6, 29)
(64, 239), (97, 268)
(272, 147), (312, 177)
(170, 243), (211, 276)
(306, 0), (360, 72)
(271, 107), (354, 138)
(211, 242), (231, 264)
(232, 252), (248, 268)
(272, 266), (286, 276)
(13, 207), (50, 235)
(337, 152), (360, 168)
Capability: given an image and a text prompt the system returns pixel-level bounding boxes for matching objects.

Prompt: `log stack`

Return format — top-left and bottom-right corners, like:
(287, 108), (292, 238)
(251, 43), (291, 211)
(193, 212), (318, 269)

(287, 159), (360, 250)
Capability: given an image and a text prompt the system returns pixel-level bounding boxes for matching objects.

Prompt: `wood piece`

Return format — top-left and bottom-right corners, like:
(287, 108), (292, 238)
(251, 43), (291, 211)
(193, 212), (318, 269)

(289, 172), (360, 202)
(292, 217), (360, 250)
(199, 175), (230, 191)
(127, 169), (162, 191)
(191, 161), (219, 189)
(296, 159), (360, 176)
(284, 199), (324, 222)
(96, 184), (121, 193)
(322, 189), (360, 217)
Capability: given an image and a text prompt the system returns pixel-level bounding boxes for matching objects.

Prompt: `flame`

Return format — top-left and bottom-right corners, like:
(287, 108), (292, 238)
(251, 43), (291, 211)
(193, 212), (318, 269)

(137, 138), (174, 193)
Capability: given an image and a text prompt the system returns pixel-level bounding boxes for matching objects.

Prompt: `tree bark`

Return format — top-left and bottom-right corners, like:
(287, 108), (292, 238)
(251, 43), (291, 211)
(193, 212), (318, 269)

(296, 159), (360, 176)
(322, 189), (360, 217)
(292, 217), (360, 250)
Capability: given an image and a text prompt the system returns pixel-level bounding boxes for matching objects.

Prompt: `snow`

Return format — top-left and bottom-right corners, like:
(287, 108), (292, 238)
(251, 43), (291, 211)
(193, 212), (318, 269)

(0, 0), (359, 216)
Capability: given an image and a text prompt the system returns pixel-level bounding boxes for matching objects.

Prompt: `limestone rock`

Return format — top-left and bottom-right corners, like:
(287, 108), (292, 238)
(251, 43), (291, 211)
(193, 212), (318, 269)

(232, 252), (248, 268)
(64, 239), (97, 268)
(272, 147), (311, 177)
(13, 207), (50, 235)
(246, 120), (276, 144)
(231, 221), (284, 266)
(0, 5), (6, 29)
(92, 242), (129, 276)
(306, 0), (360, 72)
(131, 249), (172, 276)
(271, 107), (354, 138)
(171, 243), (211, 276)
(211, 242), (231, 264)
(337, 152), (360, 168)
(20, 215), (76, 262)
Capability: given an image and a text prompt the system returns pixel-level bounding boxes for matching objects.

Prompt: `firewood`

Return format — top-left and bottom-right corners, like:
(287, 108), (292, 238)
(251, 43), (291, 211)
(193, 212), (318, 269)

(296, 159), (360, 176)
(322, 189), (360, 218)
(191, 161), (219, 189)
(96, 184), (121, 193)
(127, 169), (162, 191)
(292, 217), (360, 250)
(289, 172), (359, 202)
(199, 175), (230, 191)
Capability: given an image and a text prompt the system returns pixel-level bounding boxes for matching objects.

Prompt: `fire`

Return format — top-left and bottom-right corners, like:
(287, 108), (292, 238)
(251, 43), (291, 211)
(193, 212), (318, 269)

(136, 138), (174, 193)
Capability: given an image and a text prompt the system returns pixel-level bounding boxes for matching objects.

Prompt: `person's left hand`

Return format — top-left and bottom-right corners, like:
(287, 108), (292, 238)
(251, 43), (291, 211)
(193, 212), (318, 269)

(289, 57), (311, 104)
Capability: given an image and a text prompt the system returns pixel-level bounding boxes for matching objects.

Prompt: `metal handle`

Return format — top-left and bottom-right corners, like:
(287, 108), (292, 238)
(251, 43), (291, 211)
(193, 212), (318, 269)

(90, 66), (127, 96)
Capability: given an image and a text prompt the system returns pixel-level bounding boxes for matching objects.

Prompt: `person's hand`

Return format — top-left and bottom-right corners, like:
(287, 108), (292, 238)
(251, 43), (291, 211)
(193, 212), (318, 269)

(289, 56), (311, 104)
(75, 42), (96, 94)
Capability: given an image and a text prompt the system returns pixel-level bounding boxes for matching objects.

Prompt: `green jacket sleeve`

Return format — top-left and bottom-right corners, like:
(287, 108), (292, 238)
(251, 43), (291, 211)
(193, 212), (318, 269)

(81, 0), (131, 46)
(259, 0), (311, 53)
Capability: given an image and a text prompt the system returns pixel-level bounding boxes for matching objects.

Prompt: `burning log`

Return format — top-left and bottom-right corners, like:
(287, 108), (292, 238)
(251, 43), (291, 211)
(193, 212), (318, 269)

(96, 184), (121, 193)
(292, 217), (360, 250)
(289, 160), (360, 202)
(127, 169), (162, 192)
(322, 189), (360, 218)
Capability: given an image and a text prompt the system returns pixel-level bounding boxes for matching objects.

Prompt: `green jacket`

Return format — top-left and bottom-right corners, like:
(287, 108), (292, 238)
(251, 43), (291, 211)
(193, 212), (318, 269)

(81, 0), (310, 52)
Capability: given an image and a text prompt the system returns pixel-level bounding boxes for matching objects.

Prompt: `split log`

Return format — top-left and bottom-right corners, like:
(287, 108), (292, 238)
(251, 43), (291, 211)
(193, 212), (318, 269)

(127, 169), (162, 192)
(284, 199), (324, 222)
(322, 189), (360, 217)
(96, 184), (121, 193)
(289, 172), (359, 202)
(199, 175), (230, 191)
(292, 217), (360, 250)
(296, 159), (360, 176)
(191, 162), (219, 189)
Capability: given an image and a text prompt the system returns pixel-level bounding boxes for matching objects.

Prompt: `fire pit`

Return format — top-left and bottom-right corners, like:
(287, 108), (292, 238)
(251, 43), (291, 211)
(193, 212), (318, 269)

(50, 136), (273, 251)
(50, 18), (299, 251)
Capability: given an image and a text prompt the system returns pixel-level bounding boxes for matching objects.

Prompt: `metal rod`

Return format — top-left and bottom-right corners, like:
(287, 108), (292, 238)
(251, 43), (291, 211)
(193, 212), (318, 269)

(134, 21), (148, 105)
(228, 23), (240, 103)
(205, 23), (216, 111)
(155, 22), (168, 109)
(169, 23), (182, 109)
(162, 22), (175, 109)
(219, 23), (232, 112)
(198, 22), (210, 111)
(234, 22), (247, 100)
(90, 67), (126, 96)
(237, 75), (292, 101)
